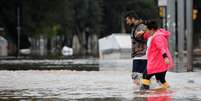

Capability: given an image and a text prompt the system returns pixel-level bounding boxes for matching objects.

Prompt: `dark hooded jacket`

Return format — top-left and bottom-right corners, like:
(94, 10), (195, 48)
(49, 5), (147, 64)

(130, 23), (147, 58)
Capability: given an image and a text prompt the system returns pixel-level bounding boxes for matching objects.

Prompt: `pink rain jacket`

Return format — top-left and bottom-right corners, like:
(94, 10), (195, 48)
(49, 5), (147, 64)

(147, 29), (174, 74)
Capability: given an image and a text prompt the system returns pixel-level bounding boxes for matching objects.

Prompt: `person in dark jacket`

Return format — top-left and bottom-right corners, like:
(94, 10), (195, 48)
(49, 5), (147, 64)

(125, 11), (149, 86)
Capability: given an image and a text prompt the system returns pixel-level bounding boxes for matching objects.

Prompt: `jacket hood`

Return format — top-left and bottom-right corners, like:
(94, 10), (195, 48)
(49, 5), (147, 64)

(154, 28), (170, 38)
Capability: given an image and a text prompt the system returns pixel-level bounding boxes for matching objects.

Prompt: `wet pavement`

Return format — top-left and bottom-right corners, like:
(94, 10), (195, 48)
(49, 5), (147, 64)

(0, 59), (99, 71)
(0, 59), (201, 101)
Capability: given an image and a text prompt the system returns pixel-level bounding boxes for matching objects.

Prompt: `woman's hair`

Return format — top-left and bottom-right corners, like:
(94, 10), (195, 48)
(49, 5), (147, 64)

(146, 20), (158, 30)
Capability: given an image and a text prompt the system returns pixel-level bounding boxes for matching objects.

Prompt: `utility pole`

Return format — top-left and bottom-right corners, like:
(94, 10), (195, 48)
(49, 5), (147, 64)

(17, 1), (21, 57)
(167, 0), (177, 71)
(167, 0), (193, 72)
(177, 0), (185, 71)
(186, 0), (193, 72)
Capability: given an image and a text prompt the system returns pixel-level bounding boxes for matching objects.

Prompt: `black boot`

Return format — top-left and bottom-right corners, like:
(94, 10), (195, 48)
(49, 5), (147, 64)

(140, 84), (150, 90)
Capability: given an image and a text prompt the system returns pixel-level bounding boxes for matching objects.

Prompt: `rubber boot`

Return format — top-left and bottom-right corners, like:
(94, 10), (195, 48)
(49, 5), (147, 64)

(161, 82), (169, 89)
(140, 79), (151, 90)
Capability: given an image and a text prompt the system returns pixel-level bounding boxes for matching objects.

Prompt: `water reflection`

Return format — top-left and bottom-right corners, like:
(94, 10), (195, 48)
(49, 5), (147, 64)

(0, 88), (201, 101)
(0, 60), (201, 101)
(0, 89), (173, 101)
(132, 89), (172, 101)
(147, 96), (172, 101)
(131, 96), (171, 101)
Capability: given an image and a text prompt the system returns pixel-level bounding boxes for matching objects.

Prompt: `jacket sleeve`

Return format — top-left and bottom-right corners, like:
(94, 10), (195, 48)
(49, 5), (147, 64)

(153, 35), (167, 55)
(143, 31), (150, 40)
(134, 24), (147, 39)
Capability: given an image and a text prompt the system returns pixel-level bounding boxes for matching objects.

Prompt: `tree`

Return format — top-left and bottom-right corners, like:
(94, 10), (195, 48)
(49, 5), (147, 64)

(22, 0), (64, 37)
(71, 0), (103, 35)
(71, 0), (103, 56)
(0, 0), (159, 57)
(102, 0), (159, 37)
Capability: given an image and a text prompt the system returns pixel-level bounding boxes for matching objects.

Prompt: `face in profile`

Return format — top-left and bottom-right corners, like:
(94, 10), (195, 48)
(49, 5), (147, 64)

(126, 17), (133, 26)
(126, 17), (138, 26)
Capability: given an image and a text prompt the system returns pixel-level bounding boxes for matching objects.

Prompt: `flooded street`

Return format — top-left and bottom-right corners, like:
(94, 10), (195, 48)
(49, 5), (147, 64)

(0, 70), (133, 101)
(0, 59), (201, 101)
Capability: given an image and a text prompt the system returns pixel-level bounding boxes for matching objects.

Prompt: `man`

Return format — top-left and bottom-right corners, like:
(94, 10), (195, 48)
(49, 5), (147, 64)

(125, 11), (149, 86)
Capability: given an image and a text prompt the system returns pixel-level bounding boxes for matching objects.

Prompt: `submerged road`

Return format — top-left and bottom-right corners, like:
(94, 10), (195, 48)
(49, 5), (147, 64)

(0, 71), (201, 101)
(0, 59), (201, 101)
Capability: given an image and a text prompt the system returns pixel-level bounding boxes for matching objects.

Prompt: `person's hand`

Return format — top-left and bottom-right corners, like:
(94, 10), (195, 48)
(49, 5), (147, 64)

(164, 57), (170, 64)
(135, 31), (144, 38)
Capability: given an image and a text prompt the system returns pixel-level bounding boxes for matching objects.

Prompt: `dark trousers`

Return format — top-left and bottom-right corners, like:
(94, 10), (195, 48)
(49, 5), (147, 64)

(132, 59), (147, 73)
(143, 70), (167, 84)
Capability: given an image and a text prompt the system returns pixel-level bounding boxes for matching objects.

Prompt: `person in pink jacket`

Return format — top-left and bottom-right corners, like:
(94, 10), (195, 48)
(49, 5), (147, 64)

(140, 21), (174, 90)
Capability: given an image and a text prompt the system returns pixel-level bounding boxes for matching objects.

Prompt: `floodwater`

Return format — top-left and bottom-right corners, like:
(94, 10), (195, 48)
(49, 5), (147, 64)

(0, 59), (201, 101)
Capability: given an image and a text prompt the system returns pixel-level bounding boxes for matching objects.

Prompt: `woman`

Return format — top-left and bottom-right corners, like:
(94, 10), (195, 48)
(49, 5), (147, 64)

(140, 21), (174, 90)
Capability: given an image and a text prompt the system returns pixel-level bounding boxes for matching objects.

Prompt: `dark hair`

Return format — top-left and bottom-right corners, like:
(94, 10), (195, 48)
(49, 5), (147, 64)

(146, 21), (158, 30)
(125, 11), (139, 19)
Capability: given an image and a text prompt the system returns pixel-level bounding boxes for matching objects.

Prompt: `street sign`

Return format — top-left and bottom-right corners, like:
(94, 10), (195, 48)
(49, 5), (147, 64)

(158, 0), (167, 6)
